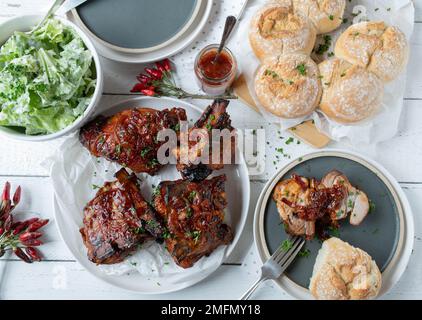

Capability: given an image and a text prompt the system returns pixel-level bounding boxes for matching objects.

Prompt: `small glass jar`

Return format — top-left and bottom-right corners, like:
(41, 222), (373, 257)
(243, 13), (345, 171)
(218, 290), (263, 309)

(194, 44), (238, 96)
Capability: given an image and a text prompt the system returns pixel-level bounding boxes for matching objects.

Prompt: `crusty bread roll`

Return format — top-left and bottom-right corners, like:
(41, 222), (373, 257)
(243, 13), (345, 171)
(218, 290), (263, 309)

(255, 53), (322, 118)
(310, 237), (382, 300)
(249, 2), (317, 61)
(292, 0), (346, 34)
(335, 21), (409, 82)
(318, 58), (384, 123)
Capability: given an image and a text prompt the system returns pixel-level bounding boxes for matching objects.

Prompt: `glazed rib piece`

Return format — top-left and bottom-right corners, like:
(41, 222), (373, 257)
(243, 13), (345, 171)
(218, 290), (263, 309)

(80, 107), (187, 175)
(174, 99), (236, 181)
(273, 171), (369, 240)
(153, 175), (233, 268)
(80, 169), (165, 265)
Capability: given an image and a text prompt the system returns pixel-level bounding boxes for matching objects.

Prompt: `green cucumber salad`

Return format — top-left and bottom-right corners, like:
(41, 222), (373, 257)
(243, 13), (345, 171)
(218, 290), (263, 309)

(0, 18), (96, 135)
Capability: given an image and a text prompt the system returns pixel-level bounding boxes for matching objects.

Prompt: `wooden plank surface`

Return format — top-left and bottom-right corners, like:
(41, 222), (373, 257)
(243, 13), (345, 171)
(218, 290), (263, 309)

(0, 0), (421, 300)
(1, 179), (421, 300)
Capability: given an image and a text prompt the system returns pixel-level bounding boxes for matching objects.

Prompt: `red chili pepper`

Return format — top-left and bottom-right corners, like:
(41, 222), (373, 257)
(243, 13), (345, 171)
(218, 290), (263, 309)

(141, 89), (156, 97)
(1, 182), (10, 201)
(27, 219), (49, 232)
(145, 68), (163, 80)
(137, 74), (151, 83)
(161, 59), (171, 72)
(12, 218), (39, 235)
(19, 231), (42, 243)
(0, 227), (4, 235)
(12, 186), (21, 206)
(13, 247), (32, 263)
(155, 61), (165, 73)
(25, 247), (42, 262)
(131, 83), (147, 93)
(20, 239), (43, 247)
(4, 214), (12, 231)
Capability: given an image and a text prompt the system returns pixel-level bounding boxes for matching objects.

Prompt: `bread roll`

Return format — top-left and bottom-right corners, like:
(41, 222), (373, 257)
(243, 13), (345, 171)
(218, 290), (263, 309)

(292, 0), (346, 34)
(249, 2), (316, 61)
(335, 21), (409, 82)
(319, 58), (384, 123)
(255, 53), (322, 118)
(310, 237), (382, 300)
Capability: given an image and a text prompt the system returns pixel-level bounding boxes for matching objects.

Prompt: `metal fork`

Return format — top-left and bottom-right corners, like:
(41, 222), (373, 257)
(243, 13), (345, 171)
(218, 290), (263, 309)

(240, 236), (305, 300)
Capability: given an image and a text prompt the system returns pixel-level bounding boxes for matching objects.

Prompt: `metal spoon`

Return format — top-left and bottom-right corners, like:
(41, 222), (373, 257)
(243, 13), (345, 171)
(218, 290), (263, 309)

(213, 15), (237, 64)
(27, 0), (67, 35)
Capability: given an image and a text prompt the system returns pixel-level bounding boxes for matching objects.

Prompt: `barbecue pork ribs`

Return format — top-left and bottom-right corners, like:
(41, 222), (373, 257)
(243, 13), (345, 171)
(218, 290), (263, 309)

(174, 99), (236, 181)
(80, 107), (187, 175)
(80, 169), (165, 264)
(153, 175), (233, 268)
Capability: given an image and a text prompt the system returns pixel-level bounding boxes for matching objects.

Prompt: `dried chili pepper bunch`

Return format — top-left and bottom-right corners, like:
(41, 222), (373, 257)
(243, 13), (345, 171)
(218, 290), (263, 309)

(131, 59), (237, 100)
(0, 182), (49, 263)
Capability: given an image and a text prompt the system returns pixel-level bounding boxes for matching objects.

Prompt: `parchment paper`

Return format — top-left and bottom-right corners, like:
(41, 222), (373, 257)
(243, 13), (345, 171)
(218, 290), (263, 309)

(232, 0), (415, 146)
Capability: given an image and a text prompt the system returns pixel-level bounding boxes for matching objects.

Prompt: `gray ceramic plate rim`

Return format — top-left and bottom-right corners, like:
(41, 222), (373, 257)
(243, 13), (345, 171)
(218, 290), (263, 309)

(253, 149), (415, 300)
(66, 0), (212, 63)
(71, 0), (203, 54)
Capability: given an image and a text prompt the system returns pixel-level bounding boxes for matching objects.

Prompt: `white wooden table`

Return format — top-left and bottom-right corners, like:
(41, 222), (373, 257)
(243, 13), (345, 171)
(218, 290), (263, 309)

(0, 0), (422, 300)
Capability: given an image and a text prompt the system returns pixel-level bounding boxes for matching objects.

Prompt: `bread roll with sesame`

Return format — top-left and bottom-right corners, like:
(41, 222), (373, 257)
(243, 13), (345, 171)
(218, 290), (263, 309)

(335, 21), (409, 82)
(310, 237), (382, 300)
(254, 53), (322, 118)
(292, 0), (346, 34)
(318, 58), (384, 123)
(249, 2), (317, 61)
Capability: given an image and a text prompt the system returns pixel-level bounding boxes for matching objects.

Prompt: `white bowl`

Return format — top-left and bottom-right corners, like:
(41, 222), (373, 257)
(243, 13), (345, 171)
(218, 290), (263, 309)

(0, 15), (103, 142)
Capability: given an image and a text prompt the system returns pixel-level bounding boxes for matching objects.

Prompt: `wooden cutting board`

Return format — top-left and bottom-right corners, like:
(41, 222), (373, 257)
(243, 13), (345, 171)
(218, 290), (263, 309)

(233, 75), (331, 149)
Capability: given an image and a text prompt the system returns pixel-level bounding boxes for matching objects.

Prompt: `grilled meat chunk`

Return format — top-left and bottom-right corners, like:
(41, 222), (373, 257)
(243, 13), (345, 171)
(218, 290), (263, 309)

(273, 171), (369, 240)
(174, 99), (236, 181)
(321, 170), (370, 226)
(80, 169), (165, 265)
(80, 107), (187, 175)
(153, 175), (233, 268)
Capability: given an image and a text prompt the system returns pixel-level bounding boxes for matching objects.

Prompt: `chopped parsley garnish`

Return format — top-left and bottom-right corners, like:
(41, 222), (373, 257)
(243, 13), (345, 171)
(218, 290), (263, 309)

(296, 63), (307, 76)
(188, 191), (197, 202)
(140, 147), (152, 158)
(285, 137), (294, 145)
(328, 15), (334, 20)
(147, 158), (160, 168)
(369, 200), (376, 214)
(133, 226), (145, 234)
(264, 69), (280, 79)
(298, 248), (311, 258)
(185, 230), (201, 244)
(328, 226), (340, 237)
(172, 123), (180, 132)
(92, 184), (101, 190)
(153, 185), (161, 197)
(281, 239), (293, 251)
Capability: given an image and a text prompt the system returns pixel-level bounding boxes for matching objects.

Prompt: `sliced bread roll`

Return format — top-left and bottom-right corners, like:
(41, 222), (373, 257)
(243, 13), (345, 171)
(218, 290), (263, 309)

(292, 0), (346, 34)
(318, 58), (384, 123)
(310, 237), (382, 300)
(255, 53), (322, 118)
(249, 2), (317, 61)
(335, 21), (409, 82)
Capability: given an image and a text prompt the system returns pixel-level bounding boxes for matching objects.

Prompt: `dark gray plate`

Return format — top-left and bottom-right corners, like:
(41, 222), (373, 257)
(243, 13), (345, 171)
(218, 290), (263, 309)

(76, 0), (198, 50)
(263, 156), (400, 289)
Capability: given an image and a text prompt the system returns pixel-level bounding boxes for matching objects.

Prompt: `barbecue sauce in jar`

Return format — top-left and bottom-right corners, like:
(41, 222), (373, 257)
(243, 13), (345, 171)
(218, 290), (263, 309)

(194, 44), (237, 95)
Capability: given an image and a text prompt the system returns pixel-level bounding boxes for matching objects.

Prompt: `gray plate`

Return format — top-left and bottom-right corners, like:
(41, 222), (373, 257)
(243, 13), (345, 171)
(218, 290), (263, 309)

(262, 155), (401, 289)
(75, 0), (198, 50)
